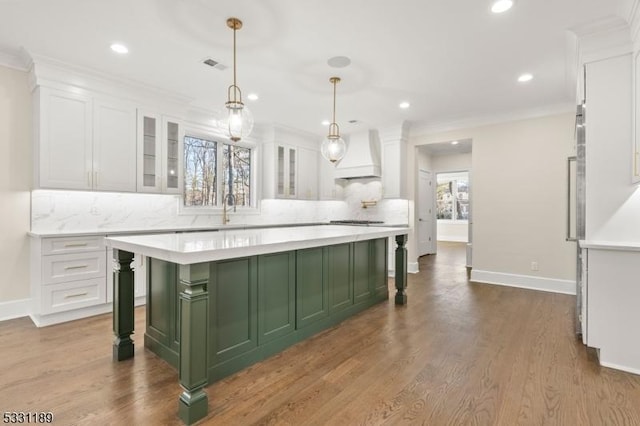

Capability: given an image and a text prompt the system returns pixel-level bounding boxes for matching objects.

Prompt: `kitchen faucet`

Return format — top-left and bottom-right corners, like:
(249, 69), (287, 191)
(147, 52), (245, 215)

(222, 192), (236, 224)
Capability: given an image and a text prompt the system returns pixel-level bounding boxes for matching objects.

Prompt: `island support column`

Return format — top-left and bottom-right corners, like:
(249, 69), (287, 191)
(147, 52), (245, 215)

(177, 263), (210, 425)
(113, 249), (135, 361)
(394, 234), (408, 305)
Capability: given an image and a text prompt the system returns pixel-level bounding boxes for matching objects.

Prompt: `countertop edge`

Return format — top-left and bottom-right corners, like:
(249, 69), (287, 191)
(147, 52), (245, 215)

(579, 240), (640, 251)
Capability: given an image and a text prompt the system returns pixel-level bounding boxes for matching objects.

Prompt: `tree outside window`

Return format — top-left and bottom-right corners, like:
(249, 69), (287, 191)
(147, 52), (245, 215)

(436, 171), (469, 221)
(183, 135), (252, 208)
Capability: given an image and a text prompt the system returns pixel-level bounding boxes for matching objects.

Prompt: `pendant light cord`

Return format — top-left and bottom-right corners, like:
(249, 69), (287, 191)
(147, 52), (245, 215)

(332, 79), (336, 123)
(233, 25), (237, 89)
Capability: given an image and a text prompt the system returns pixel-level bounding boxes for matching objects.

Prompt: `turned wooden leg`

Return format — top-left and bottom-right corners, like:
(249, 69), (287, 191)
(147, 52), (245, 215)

(113, 249), (135, 361)
(394, 234), (408, 305)
(177, 263), (209, 425)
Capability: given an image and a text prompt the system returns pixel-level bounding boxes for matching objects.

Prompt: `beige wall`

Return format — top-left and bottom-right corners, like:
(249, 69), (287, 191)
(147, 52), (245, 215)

(410, 112), (576, 283)
(0, 65), (31, 302)
(432, 152), (471, 173)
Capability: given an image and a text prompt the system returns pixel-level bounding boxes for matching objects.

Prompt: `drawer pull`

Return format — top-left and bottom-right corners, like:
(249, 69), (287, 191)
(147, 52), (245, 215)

(64, 242), (88, 248)
(65, 292), (89, 299)
(64, 264), (89, 270)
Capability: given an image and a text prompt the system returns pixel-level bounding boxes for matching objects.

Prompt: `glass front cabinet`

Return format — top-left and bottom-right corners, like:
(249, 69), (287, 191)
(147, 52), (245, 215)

(137, 111), (183, 193)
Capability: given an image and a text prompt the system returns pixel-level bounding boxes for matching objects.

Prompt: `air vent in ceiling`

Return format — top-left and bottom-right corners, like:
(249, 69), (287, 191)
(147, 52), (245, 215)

(202, 58), (227, 71)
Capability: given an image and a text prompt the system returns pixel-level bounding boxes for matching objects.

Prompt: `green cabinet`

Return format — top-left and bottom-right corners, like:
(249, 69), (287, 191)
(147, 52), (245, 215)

(296, 247), (329, 328)
(371, 238), (389, 299)
(258, 252), (295, 344)
(209, 257), (258, 366)
(353, 241), (372, 305)
(328, 243), (352, 313)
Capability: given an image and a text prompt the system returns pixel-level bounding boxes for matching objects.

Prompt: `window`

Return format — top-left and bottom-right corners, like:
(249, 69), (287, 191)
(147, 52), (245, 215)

(183, 135), (253, 208)
(436, 171), (469, 221)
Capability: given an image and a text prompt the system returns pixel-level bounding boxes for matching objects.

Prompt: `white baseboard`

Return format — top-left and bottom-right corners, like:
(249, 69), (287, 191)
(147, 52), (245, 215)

(599, 360), (640, 376)
(437, 236), (468, 243)
(470, 269), (575, 295)
(0, 298), (31, 322)
(388, 261), (420, 277)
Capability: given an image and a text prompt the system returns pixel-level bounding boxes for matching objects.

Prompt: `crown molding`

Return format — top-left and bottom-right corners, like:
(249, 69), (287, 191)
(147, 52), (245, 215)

(627, 0), (640, 48)
(378, 121), (410, 143)
(0, 47), (30, 71)
(28, 53), (193, 111)
(569, 15), (632, 65)
(410, 102), (575, 138)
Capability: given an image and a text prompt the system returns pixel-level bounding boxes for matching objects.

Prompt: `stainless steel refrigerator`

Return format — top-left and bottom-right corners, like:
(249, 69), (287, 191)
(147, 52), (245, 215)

(567, 102), (586, 338)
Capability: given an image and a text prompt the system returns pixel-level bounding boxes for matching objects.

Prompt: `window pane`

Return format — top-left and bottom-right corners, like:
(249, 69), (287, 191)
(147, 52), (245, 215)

(183, 136), (217, 206)
(222, 144), (251, 207)
(436, 182), (453, 219)
(456, 179), (469, 220)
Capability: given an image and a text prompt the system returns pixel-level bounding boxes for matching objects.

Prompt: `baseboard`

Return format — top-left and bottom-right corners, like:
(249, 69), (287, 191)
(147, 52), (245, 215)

(470, 270), (575, 295)
(599, 360), (640, 376)
(388, 261), (420, 277)
(0, 298), (31, 322)
(437, 236), (468, 243)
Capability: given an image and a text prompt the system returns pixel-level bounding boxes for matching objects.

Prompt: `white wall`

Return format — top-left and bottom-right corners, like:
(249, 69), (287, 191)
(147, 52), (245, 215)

(410, 112), (576, 293)
(0, 65), (31, 304)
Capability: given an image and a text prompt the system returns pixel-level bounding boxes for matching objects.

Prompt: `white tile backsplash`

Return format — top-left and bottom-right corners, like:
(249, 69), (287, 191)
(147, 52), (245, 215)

(31, 185), (407, 234)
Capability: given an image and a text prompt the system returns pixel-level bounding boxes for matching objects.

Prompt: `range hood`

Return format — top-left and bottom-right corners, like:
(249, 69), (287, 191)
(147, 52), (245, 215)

(334, 129), (382, 179)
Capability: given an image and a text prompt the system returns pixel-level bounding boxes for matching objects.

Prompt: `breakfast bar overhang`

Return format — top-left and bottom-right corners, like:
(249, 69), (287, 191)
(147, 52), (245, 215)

(105, 225), (409, 425)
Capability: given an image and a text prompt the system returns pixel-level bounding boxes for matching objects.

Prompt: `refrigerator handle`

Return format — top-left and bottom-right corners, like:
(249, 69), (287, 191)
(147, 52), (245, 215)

(567, 156), (578, 242)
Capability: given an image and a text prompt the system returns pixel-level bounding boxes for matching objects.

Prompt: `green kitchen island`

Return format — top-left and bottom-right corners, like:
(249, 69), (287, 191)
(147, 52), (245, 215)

(105, 224), (409, 425)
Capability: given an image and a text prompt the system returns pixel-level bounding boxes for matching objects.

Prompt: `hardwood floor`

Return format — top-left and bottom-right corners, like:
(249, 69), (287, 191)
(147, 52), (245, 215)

(2, 242), (640, 425)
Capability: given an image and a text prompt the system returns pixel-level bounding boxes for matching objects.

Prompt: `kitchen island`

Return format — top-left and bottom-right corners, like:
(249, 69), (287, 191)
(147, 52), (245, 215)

(105, 225), (409, 424)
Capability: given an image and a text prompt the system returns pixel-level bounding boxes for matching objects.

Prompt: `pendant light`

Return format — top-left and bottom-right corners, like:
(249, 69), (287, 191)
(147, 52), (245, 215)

(321, 77), (347, 163)
(221, 17), (253, 142)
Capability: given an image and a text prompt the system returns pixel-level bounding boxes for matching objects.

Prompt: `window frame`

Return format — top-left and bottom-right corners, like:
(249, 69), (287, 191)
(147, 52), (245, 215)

(435, 170), (469, 224)
(179, 123), (260, 215)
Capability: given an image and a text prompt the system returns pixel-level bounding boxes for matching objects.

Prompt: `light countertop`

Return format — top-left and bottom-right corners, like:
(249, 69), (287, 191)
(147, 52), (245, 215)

(579, 240), (640, 251)
(105, 225), (409, 265)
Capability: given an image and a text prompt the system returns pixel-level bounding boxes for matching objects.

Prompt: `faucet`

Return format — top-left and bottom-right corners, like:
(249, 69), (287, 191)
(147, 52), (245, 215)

(222, 192), (236, 224)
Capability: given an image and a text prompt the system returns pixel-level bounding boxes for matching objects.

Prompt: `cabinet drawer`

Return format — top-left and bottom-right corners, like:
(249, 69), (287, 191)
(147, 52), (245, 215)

(41, 278), (106, 314)
(42, 236), (105, 255)
(42, 251), (106, 285)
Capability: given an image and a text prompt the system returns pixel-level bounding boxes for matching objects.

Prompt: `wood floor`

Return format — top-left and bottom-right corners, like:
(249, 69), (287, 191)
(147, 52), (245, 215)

(2, 242), (640, 425)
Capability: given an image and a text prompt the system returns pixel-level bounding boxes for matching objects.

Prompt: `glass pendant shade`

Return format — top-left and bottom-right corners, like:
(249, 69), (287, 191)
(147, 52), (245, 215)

(321, 135), (347, 163)
(222, 97), (254, 142)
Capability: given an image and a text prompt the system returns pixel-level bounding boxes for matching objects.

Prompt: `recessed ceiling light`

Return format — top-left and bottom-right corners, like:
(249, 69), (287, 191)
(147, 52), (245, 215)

(399, 102), (410, 109)
(327, 56), (351, 68)
(321, 120), (330, 126)
(110, 43), (129, 54)
(518, 73), (533, 83)
(451, 140), (459, 145)
(247, 93), (259, 101)
(491, 0), (514, 13)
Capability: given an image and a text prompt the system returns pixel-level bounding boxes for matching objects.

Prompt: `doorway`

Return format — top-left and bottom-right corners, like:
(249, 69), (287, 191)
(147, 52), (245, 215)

(418, 169), (435, 256)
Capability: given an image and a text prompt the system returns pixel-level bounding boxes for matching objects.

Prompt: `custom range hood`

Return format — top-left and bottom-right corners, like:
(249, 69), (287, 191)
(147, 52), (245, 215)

(334, 129), (382, 179)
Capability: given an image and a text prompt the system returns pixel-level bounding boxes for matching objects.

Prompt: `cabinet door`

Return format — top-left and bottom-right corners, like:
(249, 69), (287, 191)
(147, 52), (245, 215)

(258, 252), (295, 344)
(210, 257), (258, 365)
(275, 145), (297, 198)
(353, 241), (371, 304)
(371, 238), (389, 299)
(137, 111), (162, 192)
(287, 146), (297, 198)
(38, 87), (93, 190)
(276, 145), (286, 197)
(162, 117), (183, 194)
(93, 100), (137, 191)
(297, 148), (318, 200)
(328, 243), (352, 313)
(296, 247), (329, 328)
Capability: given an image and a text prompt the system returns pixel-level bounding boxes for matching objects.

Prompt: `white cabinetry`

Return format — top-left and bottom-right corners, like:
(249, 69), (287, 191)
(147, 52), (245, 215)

(35, 87), (137, 192)
(136, 112), (184, 194)
(276, 145), (297, 198)
(31, 236), (107, 324)
(319, 155), (344, 200)
(297, 147), (318, 200)
(581, 244), (640, 374)
(380, 123), (409, 199)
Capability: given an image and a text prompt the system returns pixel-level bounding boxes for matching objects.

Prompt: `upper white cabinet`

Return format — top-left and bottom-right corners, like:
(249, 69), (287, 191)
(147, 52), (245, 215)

(276, 144), (297, 198)
(137, 111), (184, 194)
(35, 87), (137, 192)
(262, 126), (319, 200)
(36, 87), (93, 190)
(380, 124), (409, 199)
(297, 147), (318, 200)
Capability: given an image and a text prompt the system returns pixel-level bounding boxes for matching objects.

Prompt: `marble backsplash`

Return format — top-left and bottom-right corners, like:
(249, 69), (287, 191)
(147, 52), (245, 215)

(31, 184), (408, 234)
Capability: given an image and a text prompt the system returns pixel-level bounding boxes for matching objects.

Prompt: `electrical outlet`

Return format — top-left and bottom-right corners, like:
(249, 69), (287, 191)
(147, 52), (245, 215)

(530, 261), (539, 271)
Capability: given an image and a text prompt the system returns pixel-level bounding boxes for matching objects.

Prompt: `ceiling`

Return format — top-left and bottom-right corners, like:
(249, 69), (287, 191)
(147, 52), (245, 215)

(0, 0), (626, 139)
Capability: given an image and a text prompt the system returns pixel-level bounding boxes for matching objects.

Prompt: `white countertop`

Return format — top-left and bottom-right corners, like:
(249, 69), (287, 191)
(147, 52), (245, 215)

(105, 225), (409, 265)
(579, 240), (640, 251)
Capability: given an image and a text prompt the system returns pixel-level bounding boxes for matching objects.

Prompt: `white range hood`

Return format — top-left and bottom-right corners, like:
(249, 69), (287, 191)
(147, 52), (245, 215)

(334, 129), (382, 179)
